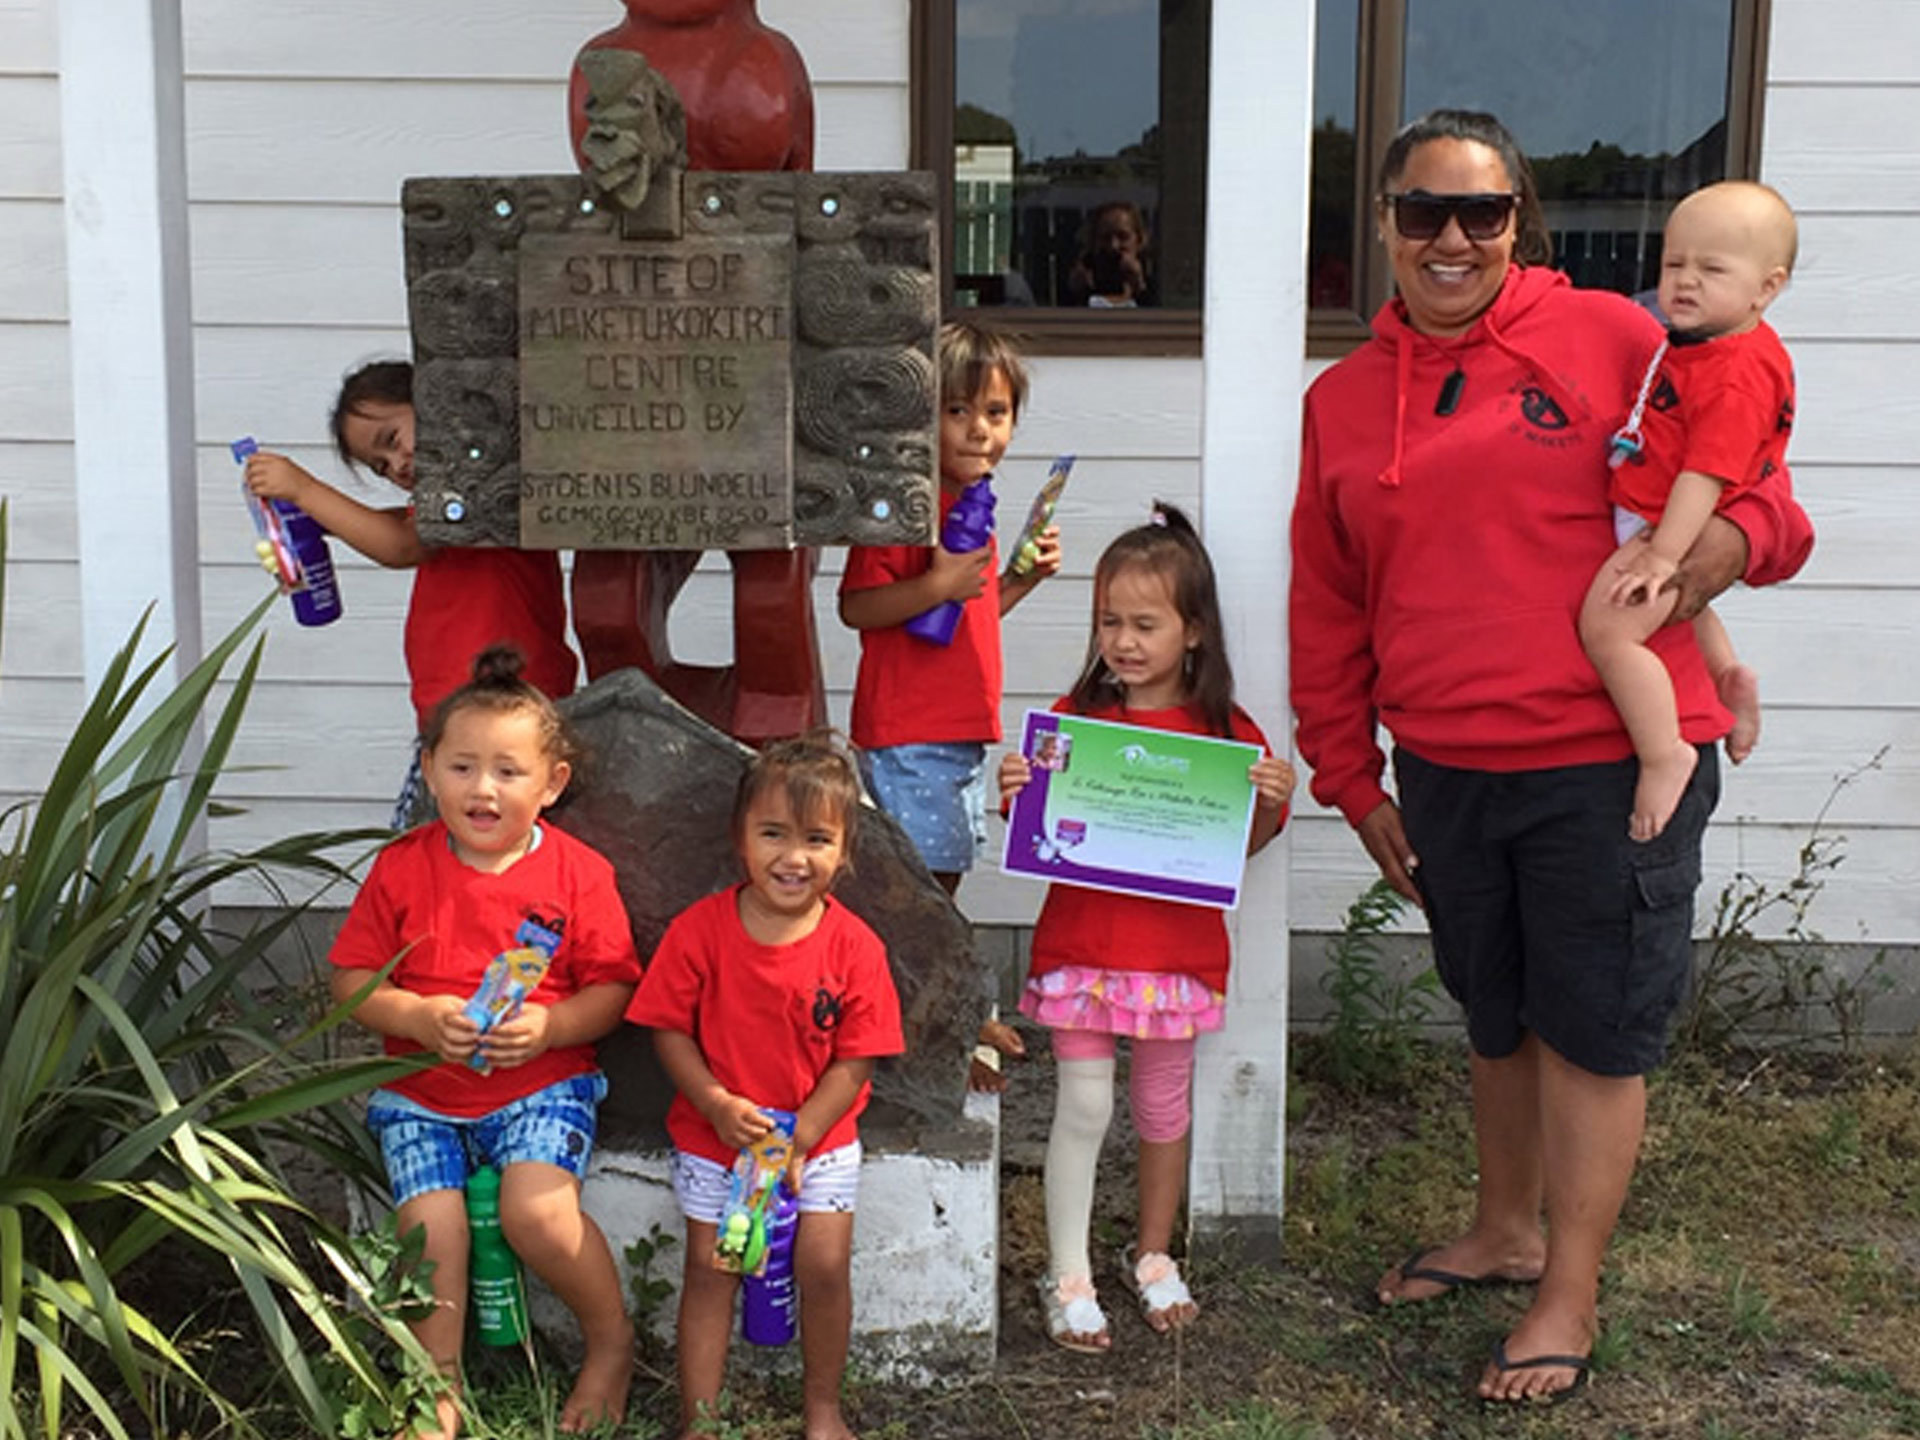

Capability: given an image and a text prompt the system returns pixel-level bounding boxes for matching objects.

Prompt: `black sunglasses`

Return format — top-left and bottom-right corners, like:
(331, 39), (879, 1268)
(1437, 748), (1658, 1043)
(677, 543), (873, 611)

(1382, 191), (1519, 242)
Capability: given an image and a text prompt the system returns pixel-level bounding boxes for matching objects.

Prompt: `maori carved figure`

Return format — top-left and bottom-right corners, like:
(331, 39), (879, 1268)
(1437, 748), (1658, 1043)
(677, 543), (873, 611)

(575, 46), (688, 213)
(568, 1), (825, 743)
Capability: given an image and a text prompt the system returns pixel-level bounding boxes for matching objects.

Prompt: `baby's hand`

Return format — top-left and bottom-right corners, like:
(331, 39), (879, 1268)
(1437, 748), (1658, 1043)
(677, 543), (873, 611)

(998, 751), (1033, 806)
(417, 995), (482, 1066)
(478, 1003), (551, 1070)
(706, 1094), (776, 1152)
(243, 451), (312, 504)
(1250, 755), (1296, 814)
(1607, 542), (1678, 607)
(929, 541), (992, 603)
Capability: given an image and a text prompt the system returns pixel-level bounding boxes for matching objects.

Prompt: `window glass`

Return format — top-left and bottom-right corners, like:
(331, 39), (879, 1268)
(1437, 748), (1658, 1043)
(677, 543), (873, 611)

(1404, 0), (1737, 299)
(953, 0), (1209, 310)
(1307, 0), (1752, 332)
(1309, 0), (1361, 311)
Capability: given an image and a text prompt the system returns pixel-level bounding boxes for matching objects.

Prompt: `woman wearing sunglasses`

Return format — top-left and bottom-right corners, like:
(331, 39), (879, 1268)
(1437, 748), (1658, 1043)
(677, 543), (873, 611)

(1289, 110), (1812, 1405)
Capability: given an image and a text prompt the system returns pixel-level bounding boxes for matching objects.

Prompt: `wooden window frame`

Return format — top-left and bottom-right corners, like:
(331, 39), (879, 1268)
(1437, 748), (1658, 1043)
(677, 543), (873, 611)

(913, 0), (1206, 356)
(914, 0), (1771, 359)
(1306, 0), (1774, 357)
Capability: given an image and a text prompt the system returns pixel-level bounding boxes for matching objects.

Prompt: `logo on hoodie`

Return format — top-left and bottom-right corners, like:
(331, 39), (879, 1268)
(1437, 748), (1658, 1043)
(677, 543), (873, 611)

(1518, 385), (1571, 431)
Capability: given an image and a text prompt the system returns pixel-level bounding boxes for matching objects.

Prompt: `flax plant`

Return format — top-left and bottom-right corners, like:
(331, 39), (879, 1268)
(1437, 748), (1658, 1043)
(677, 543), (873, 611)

(0, 502), (436, 1438)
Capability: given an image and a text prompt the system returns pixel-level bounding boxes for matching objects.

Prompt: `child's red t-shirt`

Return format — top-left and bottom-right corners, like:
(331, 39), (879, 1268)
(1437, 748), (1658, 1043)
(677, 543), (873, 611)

(840, 488), (1003, 747)
(329, 820), (640, 1117)
(626, 890), (904, 1165)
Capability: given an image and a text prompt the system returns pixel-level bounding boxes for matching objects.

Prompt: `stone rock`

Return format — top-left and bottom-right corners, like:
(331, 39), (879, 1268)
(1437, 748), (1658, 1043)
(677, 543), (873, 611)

(551, 666), (985, 1150)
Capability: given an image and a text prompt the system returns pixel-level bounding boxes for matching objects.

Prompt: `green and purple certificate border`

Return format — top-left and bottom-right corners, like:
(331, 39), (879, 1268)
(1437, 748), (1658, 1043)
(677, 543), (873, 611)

(1001, 710), (1259, 910)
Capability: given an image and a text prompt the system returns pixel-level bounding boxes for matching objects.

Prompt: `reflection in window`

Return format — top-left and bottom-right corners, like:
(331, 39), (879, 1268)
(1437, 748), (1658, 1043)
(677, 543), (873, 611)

(1406, 0), (1736, 298)
(953, 0), (1209, 310)
(1309, 0), (1361, 311)
(1309, 0), (1748, 320)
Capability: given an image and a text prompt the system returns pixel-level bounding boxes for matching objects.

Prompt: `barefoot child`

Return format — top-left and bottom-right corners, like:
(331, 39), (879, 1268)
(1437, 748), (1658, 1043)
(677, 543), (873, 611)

(330, 647), (639, 1439)
(628, 733), (904, 1440)
(1580, 181), (1796, 840)
(243, 361), (577, 827)
(838, 320), (1062, 1089)
(999, 505), (1294, 1352)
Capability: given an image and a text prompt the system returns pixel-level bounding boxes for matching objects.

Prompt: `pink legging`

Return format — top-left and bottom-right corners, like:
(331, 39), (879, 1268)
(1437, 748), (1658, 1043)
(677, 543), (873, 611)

(1051, 1028), (1195, 1142)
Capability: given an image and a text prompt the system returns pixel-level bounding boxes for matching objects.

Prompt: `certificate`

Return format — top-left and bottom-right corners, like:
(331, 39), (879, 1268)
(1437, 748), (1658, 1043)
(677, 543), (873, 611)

(1001, 710), (1260, 909)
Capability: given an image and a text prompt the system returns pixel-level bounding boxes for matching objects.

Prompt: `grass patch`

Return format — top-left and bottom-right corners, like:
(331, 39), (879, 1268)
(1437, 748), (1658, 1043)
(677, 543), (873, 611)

(87, 1038), (1920, 1438)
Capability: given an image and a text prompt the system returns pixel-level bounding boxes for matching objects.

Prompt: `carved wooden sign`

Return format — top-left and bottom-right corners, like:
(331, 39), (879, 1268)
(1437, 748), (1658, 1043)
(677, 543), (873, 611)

(403, 170), (938, 550)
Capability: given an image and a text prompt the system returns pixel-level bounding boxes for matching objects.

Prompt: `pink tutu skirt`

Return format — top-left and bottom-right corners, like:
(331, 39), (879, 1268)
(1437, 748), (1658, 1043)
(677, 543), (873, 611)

(1018, 964), (1226, 1040)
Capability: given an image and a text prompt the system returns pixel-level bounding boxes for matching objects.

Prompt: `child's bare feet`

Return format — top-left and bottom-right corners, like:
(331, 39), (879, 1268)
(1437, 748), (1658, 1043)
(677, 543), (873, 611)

(803, 1400), (858, 1440)
(968, 1017), (1027, 1092)
(1717, 664), (1761, 763)
(559, 1317), (634, 1433)
(1630, 740), (1698, 842)
(399, 1387), (462, 1440)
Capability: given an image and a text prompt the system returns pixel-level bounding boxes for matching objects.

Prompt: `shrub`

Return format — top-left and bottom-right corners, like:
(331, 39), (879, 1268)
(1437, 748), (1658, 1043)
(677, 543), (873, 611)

(0, 502), (434, 1439)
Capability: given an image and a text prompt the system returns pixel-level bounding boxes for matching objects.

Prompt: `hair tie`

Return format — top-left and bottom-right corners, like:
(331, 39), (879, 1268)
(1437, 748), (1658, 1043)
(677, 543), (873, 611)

(1149, 508), (1169, 527)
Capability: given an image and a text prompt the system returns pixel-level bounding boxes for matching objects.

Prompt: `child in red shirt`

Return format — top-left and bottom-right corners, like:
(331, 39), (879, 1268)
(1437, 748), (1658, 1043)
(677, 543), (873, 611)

(628, 732), (903, 1440)
(1581, 182), (1796, 840)
(999, 505), (1293, 1354)
(330, 647), (639, 1438)
(243, 361), (577, 827)
(837, 321), (1061, 895)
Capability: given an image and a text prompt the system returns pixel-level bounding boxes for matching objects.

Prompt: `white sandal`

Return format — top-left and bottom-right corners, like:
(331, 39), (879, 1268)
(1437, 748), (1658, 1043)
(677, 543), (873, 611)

(1038, 1274), (1111, 1354)
(1129, 1250), (1197, 1333)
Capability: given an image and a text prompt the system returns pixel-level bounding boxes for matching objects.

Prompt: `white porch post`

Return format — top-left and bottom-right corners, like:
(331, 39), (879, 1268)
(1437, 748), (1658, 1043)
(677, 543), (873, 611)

(58, 0), (202, 690)
(1190, 0), (1315, 1251)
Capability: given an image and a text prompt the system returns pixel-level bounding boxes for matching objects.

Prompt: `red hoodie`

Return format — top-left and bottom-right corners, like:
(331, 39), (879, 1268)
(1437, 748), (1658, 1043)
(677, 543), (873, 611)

(1290, 266), (1814, 827)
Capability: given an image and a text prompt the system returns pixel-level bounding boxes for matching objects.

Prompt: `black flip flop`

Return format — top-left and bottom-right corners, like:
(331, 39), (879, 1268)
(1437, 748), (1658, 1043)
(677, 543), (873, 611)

(1483, 1338), (1591, 1406)
(1379, 1246), (1537, 1304)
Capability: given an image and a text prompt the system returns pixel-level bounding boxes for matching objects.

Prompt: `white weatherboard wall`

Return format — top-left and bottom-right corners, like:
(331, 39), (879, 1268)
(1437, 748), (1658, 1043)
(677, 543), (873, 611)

(1744, 0), (1920, 943)
(1277, 2), (1920, 949)
(3, 9), (1914, 985)
(0, 0), (914, 844)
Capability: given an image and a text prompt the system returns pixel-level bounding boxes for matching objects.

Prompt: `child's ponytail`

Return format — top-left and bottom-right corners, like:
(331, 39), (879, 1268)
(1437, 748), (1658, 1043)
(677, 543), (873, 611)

(423, 644), (575, 767)
(1067, 500), (1238, 737)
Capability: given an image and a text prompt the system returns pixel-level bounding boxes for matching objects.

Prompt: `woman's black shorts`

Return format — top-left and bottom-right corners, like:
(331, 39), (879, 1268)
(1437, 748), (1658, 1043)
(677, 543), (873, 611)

(1394, 744), (1719, 1077)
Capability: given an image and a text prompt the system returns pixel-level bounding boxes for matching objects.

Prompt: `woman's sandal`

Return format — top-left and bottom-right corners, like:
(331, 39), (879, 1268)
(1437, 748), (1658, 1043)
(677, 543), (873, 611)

(1038, 1274), (1111, 1354)
(1128, 1249), (1198, 1333)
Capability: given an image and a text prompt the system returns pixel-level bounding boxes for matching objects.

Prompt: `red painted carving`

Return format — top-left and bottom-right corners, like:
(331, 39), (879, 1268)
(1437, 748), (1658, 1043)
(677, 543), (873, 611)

(567, 1), (824, 743)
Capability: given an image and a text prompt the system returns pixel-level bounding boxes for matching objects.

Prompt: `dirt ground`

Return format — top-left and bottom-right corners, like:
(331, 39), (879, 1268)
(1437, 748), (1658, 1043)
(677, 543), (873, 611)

(98, 1017), (1920, 1440)
(804, 1020), (1920, 1440)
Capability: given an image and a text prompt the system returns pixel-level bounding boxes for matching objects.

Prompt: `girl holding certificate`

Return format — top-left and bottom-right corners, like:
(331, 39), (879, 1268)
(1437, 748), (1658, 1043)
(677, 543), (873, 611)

(998, 504), (1295, 1354)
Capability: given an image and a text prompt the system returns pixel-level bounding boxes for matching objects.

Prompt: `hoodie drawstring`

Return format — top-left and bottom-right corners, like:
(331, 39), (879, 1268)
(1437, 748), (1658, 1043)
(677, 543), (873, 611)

(1377, 330), (1413, 488)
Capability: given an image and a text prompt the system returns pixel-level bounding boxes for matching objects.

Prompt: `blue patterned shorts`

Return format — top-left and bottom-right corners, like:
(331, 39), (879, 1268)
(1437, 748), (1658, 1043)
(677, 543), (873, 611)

(859, 741), (987, 873)
(389, 738), (426, 832)
(365, 1072), (607, 1207)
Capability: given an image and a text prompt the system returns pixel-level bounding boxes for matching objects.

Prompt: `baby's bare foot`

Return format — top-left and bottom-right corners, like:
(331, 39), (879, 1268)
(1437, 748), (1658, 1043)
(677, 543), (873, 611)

(1630, 741), (1698, 842)
(1717, 664), (1761, 764)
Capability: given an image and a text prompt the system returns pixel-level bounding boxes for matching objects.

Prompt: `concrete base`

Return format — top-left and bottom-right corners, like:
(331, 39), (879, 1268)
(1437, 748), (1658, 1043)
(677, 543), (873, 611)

(538, 1094), (1001, 1380)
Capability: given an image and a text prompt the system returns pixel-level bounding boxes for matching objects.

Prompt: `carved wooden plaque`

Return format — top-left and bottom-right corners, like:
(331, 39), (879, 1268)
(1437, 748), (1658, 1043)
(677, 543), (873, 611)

(402, 170), (938, 550)
(518, 231), (793, 548)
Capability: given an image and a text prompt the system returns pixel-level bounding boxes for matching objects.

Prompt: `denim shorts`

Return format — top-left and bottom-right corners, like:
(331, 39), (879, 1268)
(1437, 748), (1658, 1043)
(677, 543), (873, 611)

(365, 1071), (607, 1207)
(670, 1142), (863, 1223)
(1395, 745), (1719, 1076)
(859, 741), (987, 873)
